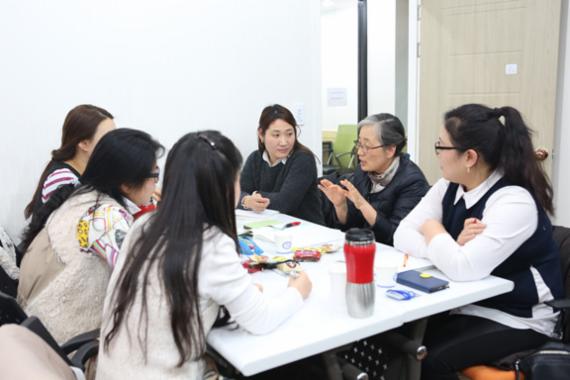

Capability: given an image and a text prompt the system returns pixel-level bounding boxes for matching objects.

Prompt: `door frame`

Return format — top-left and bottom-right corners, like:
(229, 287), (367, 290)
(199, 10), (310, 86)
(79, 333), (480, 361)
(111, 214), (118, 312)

(406, 0), (420, 162)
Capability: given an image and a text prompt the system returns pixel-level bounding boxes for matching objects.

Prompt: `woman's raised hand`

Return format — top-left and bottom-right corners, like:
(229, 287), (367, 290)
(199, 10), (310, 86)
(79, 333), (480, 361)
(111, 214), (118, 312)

(318, 179), (347, 207)
(339, 179), (367, 210)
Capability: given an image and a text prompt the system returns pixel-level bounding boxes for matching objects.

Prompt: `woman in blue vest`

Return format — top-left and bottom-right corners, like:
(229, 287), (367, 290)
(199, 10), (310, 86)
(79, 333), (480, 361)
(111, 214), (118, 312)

(394, 104), (563, 379)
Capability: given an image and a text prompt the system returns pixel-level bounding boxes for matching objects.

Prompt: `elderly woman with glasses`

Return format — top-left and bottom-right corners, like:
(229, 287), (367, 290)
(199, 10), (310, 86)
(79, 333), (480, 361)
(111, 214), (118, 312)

(319, 113), (429, 245)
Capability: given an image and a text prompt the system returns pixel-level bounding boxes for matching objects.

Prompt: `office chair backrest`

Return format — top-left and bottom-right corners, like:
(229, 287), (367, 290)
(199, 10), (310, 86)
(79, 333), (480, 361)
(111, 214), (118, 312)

(0, 266), (17, 298)
(21, 316), (72, 366)
(0, 290), (27, 326)
(334, 124), (358, 168)
(553, 225), (570, 341)
(553, 226), (570, 297)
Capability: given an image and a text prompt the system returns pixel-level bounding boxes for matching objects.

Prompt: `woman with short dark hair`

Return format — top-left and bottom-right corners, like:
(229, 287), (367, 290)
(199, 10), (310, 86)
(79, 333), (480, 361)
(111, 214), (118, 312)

(394, 104), (563, 379)
(320, 113), (429, 245)
(18, 128), (164, 344)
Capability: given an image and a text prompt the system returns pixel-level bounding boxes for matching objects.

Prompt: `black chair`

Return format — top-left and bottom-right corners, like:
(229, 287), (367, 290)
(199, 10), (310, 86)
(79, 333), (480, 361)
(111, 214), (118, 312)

(21, 316), (99, 371)
(552, 225), (570, 341)
(0, 290), (27, 325)
(334, 319), (428, 380)
(460, 225), (570, 379)
(0, 290), (99, 371)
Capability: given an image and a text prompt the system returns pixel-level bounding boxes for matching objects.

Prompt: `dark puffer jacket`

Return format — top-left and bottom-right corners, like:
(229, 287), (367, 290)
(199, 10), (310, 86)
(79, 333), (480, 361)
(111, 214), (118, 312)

(324, 154), (429, 245)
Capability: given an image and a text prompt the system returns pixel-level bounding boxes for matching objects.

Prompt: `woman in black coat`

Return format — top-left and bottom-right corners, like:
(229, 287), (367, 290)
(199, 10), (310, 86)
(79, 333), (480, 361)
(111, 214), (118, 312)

(319, 113), (429, 245)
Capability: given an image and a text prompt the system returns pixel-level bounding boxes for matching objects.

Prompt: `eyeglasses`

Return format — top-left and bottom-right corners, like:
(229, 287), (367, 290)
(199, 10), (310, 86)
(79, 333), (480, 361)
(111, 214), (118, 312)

(434, 141), (463, 155)
(147, 168), (160, 183)
(354, 140), (385, 153)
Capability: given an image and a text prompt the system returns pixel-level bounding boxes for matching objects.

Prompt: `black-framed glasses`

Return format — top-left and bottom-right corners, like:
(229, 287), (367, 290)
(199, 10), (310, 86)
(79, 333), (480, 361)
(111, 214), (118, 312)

(354, 140), (385, 153)
(434, 141), (462, 155)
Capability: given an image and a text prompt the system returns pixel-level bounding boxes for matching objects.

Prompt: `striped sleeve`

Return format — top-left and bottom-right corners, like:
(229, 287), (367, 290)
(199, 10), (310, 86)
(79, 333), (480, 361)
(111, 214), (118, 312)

(41, 168), (79, 203)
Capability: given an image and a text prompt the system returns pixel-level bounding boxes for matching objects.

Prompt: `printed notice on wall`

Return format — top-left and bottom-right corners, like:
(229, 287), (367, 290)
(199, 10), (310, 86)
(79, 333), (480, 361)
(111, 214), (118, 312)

(505, 63), (518, 75)
(327, 88), (347, 107)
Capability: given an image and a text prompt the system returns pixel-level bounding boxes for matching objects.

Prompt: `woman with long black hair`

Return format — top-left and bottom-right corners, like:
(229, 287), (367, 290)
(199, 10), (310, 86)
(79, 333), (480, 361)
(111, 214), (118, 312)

(18, 128), (163, 344)
(394, 104), (564, 379)
(98, 131), (311, 379)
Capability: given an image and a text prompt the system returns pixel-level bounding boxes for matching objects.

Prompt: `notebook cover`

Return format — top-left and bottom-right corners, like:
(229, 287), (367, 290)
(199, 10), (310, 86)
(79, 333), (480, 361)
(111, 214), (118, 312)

(243, 219), (281, 229)
(396, 270), (449, 293)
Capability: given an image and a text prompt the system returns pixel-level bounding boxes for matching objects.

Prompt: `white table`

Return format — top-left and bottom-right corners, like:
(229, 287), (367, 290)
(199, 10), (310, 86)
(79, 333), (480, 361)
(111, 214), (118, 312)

(207, 211), (514, 376)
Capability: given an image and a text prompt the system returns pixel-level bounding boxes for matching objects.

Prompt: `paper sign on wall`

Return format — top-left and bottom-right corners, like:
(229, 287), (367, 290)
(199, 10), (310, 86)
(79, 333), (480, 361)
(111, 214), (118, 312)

(327, 88), (348, 107)
(505, 63), (518, 75)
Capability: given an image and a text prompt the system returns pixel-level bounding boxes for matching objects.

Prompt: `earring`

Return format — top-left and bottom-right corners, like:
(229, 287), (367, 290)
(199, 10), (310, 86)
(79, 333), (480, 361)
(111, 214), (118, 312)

(467, 167), (471, 174)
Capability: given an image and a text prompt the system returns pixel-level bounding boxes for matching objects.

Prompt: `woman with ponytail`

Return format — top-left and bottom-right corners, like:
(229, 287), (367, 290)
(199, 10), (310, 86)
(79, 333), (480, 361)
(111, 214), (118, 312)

(97, 131), (311, 379)
(394, 104), (563, 379)
(18, 128), (163, 344)
(24, 104), (115, 220)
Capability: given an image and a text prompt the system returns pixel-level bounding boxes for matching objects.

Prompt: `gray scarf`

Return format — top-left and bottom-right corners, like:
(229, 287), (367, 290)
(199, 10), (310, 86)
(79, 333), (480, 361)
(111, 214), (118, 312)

(367, 156), (400, 194)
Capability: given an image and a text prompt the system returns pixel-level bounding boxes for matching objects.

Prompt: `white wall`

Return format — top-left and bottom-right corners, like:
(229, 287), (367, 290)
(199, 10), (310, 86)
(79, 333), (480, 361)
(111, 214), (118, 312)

(321, 4), (358, 130)
(0, 0), (321, 239)
(367, 0), (396, 116)
(553, 0), (570, 227)
(320, 1), (396, 131)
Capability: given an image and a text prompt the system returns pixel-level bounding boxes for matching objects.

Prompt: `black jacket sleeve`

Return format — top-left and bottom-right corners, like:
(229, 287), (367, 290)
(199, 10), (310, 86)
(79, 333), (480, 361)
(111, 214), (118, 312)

(371, 177), (429, 245)
(238, 152), (258, 207)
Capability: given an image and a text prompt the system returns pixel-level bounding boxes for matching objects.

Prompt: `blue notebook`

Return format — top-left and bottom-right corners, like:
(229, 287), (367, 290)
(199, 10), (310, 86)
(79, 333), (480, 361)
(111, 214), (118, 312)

(396, 270), (449, 293)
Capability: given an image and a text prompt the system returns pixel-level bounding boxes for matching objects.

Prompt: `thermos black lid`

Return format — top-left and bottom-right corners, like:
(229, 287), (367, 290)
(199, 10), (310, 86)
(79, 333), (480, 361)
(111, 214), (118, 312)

(345, 228), (374, 243)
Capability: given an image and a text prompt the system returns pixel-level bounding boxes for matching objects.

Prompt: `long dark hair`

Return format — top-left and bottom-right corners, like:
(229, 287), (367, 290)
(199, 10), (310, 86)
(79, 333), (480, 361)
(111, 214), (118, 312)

(444, 104), (554, 214)
(20, 128), (164, 251)
(103, 131), (243, 366)
(257, 104), (313, 156)
(25, 104), (114, 219)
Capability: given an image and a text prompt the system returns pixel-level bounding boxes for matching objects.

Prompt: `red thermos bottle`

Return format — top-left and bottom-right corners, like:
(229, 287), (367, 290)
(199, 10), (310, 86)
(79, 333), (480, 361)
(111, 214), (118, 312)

(344, 228), (376, 318)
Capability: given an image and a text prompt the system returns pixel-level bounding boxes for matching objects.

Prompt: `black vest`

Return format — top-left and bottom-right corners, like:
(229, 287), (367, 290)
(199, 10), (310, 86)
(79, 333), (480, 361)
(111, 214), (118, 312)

(441, 178), (563, 318)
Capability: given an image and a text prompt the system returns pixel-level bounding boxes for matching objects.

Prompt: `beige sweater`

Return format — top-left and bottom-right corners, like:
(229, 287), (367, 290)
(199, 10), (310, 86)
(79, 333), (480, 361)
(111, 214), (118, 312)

(97, 214), (303, 380)
(18, 191), (128, 344)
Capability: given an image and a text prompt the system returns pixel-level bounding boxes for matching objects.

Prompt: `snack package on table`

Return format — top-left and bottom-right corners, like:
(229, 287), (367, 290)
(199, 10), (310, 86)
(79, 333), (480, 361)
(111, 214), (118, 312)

(293, 249), (321, 262)
(291, 243), (340, 255)
(241, 255), (302, 275)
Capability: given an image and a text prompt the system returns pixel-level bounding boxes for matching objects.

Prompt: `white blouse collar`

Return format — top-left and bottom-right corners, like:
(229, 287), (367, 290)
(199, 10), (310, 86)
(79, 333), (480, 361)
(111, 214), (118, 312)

(262, 151), (287, 167)
(122, 196), (141, 215)
(454, 170), (503, 209)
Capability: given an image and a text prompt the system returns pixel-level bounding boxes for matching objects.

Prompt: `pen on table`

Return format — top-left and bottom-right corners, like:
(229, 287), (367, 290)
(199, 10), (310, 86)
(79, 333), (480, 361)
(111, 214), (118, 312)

(402, 253), (409, 268)
(271, 221), (301, 230)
